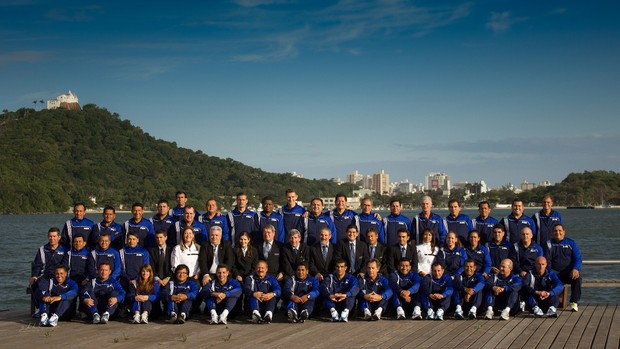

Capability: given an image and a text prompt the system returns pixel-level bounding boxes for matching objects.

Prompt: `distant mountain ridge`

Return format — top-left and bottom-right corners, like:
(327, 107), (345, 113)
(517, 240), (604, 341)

(0, 105), (355, 214)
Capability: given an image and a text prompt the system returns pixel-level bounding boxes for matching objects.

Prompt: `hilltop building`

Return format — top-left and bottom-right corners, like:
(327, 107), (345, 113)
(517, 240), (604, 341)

(47, 90), (81, 110)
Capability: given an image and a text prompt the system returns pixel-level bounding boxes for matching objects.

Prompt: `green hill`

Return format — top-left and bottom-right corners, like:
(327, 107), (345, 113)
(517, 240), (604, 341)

(0, 105), (355, 214)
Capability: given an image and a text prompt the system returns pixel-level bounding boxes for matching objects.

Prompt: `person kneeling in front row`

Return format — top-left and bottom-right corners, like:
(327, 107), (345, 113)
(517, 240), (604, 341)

(201, 264), (242, 325)
(81, 261), (125, 324)
(37, 265), (78, 327)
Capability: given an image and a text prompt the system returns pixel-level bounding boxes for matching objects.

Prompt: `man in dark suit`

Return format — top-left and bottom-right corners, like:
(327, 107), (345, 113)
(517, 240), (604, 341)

(281, 229), (310, 277)
(387, 228), (418, 274)
(255, 224), (284, 282)
(149, 229), (174, 316)
(366, 227), (388, 275)
(335, 224), (369, 277)
(199, 226), (235, 287)
(310, 227), (335, 282)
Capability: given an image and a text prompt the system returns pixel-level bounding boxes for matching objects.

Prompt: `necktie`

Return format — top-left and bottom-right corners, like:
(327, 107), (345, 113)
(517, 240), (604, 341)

(210, 245), (219, 274)
(294, 248), (298, 255)
(158, 248), (165, 276)
(264, 243), (271, 259)
(401, 246), (406, 258)
(370, 246), (375, 259)
(322, 245), (328, 262)
(349, 243), (356, 272)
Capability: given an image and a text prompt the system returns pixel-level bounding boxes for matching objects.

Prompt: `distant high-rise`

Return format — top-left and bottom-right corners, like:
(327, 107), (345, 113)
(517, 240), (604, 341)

(425, 172), (451, 196)
(347, 170), (363, 186)
(373, 170), (390, 195)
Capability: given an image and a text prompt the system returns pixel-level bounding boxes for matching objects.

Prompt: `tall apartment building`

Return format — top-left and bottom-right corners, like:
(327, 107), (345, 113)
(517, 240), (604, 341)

(373, 170), (390, 195)
(425, 172), (451, 196)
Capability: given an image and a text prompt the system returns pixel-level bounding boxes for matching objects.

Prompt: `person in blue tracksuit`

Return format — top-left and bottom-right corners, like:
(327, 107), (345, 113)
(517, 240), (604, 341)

(513, 227), (544, 278)
(421, 262), (453, 320)
(166, 264), (199, 324)
(485, 224), (517, 275)
(465, 230), (492, 278)
(283, 262), (320, 323)
(67, 233), (90, 286)
(123, 202), (155, 249)
(169, 205), (208, 246)
(389, 258), (421, 320)
(128, 264), (160, 324)
(201, 264), (242, 325)
(120, 232), (150, 291)
(37, 265), (78, 326)
(151, 200), (175, 246)
(60, 202), (96, 249)
(484, 259), (522, 320)
(169, 191), (200, 221)
(320, 259), (360, 322)
(546, 224), (582, 311)
(81, 261), (126, 324)
(453, 259), (485, 319)
(444, 199), (474, 246)
(279, 189), (306, 237)
(200, 199), (231, 242)
(532, 195), (563, 251)
(412, 196), (447, 245)
(87, 233), (121, 281)
(89, 206), (124, 250)
(500, 198), (537, 243)
(358, 198), (385, 244)
(257, 196), (285, 243)
(304, 198), (337, 246)
(227, 192), (259, 247)
(383, 199), (412, 247)
(435, 231), (467, 277)
(244, 260), (282, 324)
(473, 201), (499, 244)
(358, 259), (392, 321)
(30, 227), (68, 315)
(523, 256), (563, 318)
(329, 193), (358, 242)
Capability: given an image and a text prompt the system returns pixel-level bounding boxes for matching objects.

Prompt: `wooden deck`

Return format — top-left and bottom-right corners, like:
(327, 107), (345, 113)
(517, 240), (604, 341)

(1, 304), (618, 348)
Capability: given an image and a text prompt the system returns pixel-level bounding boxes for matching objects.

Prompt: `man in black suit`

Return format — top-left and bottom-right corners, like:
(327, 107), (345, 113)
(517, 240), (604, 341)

(387, 228), (418, 274)
(335, 224), (369, 277)
(366, 227), (388, 275)
(255, 224), (284, 282)
(281, 229), (310, 277)
(199, 226), (235, 286)
(310, 227), (335, 282)
(149, 229), (174, 317)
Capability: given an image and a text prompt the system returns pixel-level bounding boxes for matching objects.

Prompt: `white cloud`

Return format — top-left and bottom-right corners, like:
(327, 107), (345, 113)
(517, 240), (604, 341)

(485, 11), (527, 34)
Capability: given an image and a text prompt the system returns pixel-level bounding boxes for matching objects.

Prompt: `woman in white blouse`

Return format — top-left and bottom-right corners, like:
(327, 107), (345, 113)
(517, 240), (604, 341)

(171, 227), (201, 281)
(416, 228), (439, 277)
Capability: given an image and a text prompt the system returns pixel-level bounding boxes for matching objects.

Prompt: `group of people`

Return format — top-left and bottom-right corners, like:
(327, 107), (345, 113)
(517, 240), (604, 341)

(29, 190), (582, 327)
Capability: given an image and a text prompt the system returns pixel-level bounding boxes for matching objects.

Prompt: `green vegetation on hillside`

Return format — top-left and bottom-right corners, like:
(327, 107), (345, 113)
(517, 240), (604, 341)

(0, 106), (355, 213)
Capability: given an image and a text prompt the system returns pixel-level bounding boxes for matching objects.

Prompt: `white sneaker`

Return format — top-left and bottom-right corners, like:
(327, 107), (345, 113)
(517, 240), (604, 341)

(141, 312), (149, 324)
(101, 312), (110, 324)
(426, 309), (435, 320)
(219, 310), (229, 325)
(340, 309), (349, 322)
(132, 313), (141, 324)
(412, 306), (422, 320)
(547, 306), (558, 318)
(48, 313), (59, 327)
(520, 301), (526, 312)
(468, 307), (477, 320)
(500, 308), (510, 320)
(300, 309), (309, 323)
(455, 306), (464, 320)
(484, 308), (494, 320)
(210, 310), (219, 324)
(532, 306), (543, 317)
(330, 308), (339, 322)
(39, 313), (48, 326)
(372, 307), (382, 321)
(363, 308), (372, 321)
(264, 311), (272, 323)
(569, 302), (579, 312)
(92, 313), (101, 324)
(287, 309), (298, 323)
(252, 310), (262, 324)
(169, 312), (177, 323)
(178, 313), (186, 324)
(396, 306), (406, 320)
(436, 309), (444, 321)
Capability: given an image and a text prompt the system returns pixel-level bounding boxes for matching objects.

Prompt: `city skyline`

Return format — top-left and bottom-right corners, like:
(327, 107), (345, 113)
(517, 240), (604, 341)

(1, 1), (619, 188)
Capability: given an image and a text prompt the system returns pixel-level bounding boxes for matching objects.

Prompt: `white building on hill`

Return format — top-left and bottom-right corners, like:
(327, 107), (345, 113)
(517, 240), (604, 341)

(47, 90), (81, 110)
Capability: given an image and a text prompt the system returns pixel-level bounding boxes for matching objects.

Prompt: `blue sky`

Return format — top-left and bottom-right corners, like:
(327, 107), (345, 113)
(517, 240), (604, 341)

(2, 0), (619, 188)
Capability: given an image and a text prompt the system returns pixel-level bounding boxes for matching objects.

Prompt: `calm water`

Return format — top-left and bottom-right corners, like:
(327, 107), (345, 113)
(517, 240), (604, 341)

(1, 209), (619, 310)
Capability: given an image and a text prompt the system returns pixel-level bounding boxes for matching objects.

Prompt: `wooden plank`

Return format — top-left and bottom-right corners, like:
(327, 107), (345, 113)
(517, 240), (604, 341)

(513, 314), (559, 348)
(430, 320), (476, 349)
(550, 305), (591, 349)
(386, 320), (439, 348)
(416, 319), (470, 348)
(467, 319), (515, 348)
(576, 304), (606, 349)
(480, 317), (526, 349)
(605, 305), (620, 349)
(535, 308), (573, 349)
(452, 319), (501, 348)
(589, 304), (615, 349)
